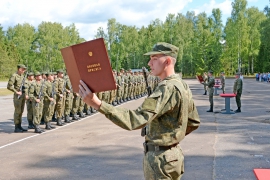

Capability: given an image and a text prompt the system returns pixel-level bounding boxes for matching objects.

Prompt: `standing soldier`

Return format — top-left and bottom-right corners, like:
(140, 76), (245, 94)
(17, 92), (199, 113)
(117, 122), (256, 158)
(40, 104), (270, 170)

(203, 72), (208, 95)
(202, 70), (215, 112)
(79, 42), (200, 179)
(220, 72), (225, 94)
(116, 71), (123, 104)
(109, 70), (117, 105)
(29, 72), (47, 133)
(24, 72), (35, 129)
(64, 75), (73, 123)
(43, 72), (56, 130)
(7, 64), (28, 133)
(54, 69), (66, 126)
(71, 92), (81, 120)
(233, 72), (243, 113)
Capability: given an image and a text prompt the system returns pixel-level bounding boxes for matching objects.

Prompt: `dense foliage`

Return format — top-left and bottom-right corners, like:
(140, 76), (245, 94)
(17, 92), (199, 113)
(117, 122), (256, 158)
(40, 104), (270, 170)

(0, 0), (269, 78)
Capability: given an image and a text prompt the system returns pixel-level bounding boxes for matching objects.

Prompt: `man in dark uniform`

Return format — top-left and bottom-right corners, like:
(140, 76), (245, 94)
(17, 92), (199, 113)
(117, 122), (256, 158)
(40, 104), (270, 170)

(7, 64), (28, 133)
(233, 72), (243, 113)
(79, 42), (200, 179)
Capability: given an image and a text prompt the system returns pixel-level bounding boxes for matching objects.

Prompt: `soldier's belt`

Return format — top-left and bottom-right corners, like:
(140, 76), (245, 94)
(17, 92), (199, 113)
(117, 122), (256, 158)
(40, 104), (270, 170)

(143, 142), (178, 154)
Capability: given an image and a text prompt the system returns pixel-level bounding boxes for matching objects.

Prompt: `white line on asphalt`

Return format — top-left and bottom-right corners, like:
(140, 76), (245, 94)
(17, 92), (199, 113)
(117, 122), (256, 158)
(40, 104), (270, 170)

(0, 98), (142, 150)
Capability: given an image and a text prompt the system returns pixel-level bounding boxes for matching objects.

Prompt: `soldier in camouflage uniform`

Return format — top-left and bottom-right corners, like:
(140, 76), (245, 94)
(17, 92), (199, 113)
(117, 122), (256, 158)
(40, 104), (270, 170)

(109, 70), (117, 105)
(24, 72), (35, 129)
(29, 72), (48, 133)
(64, 75), (73, 123)
(71, 92), (81, 120)
(233, 72), (243, 113)
(220, 72), (225, 94)
(54, 69), (66, 126)
(7, 64), (28, 133)
(116, 72), (124, 104)
(202, 70), (215, 112)
(43, 72), (56, 130)
(203, 72), (208, 95)
(79, 42), (200, 180)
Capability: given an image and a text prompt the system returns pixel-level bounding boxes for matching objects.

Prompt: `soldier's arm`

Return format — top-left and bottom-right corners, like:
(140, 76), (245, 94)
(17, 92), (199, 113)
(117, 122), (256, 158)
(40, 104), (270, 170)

(98, 83), (176, 131)
(43, 84), (49, 99)
(7, 74), (17, 93)
(29, 84), (37, 102)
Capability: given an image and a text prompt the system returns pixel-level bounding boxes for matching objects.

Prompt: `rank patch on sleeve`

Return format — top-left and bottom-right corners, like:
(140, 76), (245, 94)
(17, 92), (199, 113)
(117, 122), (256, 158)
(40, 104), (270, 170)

(142, 98), (157, 112)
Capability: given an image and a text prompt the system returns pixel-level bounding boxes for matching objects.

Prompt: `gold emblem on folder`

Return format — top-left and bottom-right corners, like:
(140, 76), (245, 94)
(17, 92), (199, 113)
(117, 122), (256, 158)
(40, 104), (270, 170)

(88, 52), (93, 56)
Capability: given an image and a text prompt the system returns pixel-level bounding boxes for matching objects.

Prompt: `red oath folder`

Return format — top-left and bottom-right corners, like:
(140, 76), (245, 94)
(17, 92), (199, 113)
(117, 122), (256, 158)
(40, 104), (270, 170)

(61, 38), (116, 93)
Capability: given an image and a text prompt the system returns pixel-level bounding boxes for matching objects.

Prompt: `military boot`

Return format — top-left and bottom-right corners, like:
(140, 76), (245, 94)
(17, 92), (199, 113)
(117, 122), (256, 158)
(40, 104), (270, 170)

(49, 122), (56, 129)
(45, 122), (51, 130)
(52, 113), (56, 122)
(72, 114), (80, 121)
(64, 115), (71, 123)
(18, 124), (28, 132)
(91, 107), (97, 113)
(56, 118), (64, 126)
(235, 107), (241, 113)
(14, 125), (24, 133)
(40, 117), (45, 125)
(34, 125), (44, 133)
(79, 111), (85, 118)
(206, 106), (213, 112)
(28, 120), (35, 129)
(86, 109), (91, 116)
(203, 91), (207, 95)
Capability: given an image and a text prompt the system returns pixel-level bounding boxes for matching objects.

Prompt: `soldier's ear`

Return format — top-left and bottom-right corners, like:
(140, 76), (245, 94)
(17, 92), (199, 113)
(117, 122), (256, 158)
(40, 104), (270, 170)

(165, 56), (173, 66)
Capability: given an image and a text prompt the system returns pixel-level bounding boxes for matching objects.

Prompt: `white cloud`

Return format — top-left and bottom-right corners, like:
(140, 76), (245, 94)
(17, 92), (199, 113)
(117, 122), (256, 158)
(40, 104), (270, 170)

(0, 0), (193, 40)
(192, 0), (232, 16)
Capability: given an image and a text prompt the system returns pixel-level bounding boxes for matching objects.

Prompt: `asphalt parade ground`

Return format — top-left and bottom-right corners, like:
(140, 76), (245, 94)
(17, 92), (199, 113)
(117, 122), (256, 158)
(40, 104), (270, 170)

(0, 78), (270, 180)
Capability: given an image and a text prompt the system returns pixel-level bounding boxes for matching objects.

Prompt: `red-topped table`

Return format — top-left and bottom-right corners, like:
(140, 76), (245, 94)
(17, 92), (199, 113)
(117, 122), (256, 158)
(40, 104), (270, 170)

(220, 93), (236, 114)
(253, 169), (270, 180)
(214, 85), (220, 96)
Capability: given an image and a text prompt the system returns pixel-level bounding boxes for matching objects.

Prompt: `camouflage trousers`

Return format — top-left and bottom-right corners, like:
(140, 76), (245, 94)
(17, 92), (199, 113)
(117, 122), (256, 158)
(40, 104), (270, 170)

(110, 90), (116, 104)
(13, 93), (26, 125)
(43, 100), (55, 122)
(143, 145), (184, 180)
(208, 87), (214, 106)
(235, 93), (241, 108)
(221, 83), (225, 94)
(32, 100), (43, 125)
(26, 99), (33, 122)
(64, 93), (73, 116)
(71, 96), (80, 115)
(56, 95), (65, 118)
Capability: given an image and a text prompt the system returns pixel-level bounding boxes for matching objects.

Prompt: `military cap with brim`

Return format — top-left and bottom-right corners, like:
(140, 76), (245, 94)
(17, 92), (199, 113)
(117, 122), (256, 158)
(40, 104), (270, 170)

(34, 72), (41, 76)
(208, 70), (213, 74)
(27, 72), (34, 76)
(47, 72), (54, 75)
(42, 71), (48, 75)
(144, 42), (179, 59)
(53, 72), (57, 75)
(57, 69), (64, 73)
(17, 64), (27, 69)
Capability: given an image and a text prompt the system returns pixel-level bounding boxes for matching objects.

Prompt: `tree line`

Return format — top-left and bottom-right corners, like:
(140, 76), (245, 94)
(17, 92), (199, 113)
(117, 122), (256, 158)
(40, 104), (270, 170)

(0, 0), (269, 79)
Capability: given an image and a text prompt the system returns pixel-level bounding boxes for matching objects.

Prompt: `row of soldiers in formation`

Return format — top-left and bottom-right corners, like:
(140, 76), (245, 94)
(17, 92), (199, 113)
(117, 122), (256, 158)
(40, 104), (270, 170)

(7, 64), (160, 133)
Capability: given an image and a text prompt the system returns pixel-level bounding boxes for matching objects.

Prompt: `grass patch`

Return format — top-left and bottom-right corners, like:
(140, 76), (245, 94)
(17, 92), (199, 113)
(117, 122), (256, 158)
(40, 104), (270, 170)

(0, 89), (13, 96)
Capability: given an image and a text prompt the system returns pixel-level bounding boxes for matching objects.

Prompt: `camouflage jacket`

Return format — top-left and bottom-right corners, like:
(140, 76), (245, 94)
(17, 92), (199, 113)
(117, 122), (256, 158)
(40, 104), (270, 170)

(233, 78), (243, 94)
(7, 73), (25, 93)
(24, 79), (35, 96)
(44, 80), (56, 101)
(220, 76), (225, 85)
(98, 74), (200, 146)
(29, 81), (48, 102)
(204, 76), (215, 88)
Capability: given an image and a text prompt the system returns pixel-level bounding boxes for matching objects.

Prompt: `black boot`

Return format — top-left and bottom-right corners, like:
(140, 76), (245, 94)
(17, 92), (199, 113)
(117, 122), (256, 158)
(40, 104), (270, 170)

(206, 106), (213, 112)
(56, 118), (64, 126)
(91, 107), (97, 113)
(34, 125), (44, 133)
(79, 111), (85, 118)
(112, 101), (117, 106)
(18, 124), (28, 131)
(45, 122), (51, 130)
(49, 122), (56, 129)
(14, 125), (23, 133)
(52, 113), (56, 122)
(86, 109), (91, 116)
(28, 120), (35, 129)
(203, 91), (207, 95)
(235, 107), (241, 113)
(40, 117), (45, 125)
(72, 114), (80, 120)
(64, 115), (71, 123)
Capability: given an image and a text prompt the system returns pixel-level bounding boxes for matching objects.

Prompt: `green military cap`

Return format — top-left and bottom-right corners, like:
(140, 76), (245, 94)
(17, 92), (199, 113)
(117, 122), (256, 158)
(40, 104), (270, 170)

(57, 69), (64, 73)
(17, 64), (27, 69)
(42, 71), (48, 75)
(34, 71), (41, 76)
(144, 42), (179, 59)
(52, 72), (57, 75)
(47, 72), (54, 75)
(208, 70), (213, 74)
(120, 68), (124, 71)
(27, 72), (34, 76)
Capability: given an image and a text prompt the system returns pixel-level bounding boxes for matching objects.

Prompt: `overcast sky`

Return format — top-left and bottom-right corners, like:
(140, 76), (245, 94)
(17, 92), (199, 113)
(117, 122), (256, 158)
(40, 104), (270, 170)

(0, 0), (268, 40)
